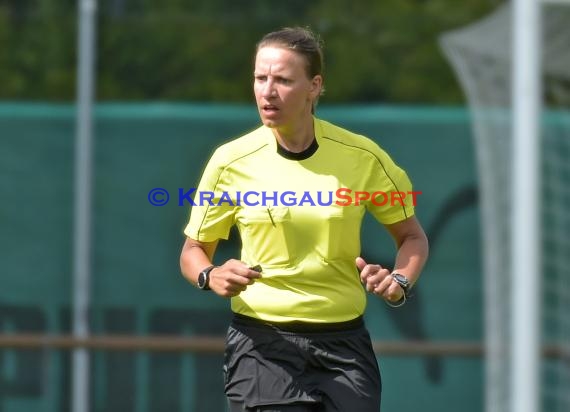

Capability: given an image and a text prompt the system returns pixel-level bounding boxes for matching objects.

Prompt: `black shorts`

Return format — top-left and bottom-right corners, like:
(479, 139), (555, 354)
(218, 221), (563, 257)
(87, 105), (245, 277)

(223, 314), (382, 412)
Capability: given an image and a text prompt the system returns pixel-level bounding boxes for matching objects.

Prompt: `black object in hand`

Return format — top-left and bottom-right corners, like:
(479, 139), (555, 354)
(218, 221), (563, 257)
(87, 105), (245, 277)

(250, 264), (262, 273)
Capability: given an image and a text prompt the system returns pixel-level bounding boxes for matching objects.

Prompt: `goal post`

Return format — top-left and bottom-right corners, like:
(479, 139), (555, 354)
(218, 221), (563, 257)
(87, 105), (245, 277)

(511, 1), (542, 412)
(439, 2), (570, 412)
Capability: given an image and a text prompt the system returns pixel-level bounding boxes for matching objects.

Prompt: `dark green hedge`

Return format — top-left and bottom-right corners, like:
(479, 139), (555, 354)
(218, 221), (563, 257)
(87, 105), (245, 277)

(0, 0), (497, 103)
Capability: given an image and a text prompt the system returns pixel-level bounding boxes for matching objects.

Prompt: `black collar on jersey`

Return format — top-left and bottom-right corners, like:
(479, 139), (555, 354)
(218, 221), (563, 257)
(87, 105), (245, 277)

(276, 138), (319, 160)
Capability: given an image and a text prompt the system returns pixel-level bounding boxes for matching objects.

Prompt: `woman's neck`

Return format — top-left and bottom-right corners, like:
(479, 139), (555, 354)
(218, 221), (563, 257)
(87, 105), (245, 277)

(272, 117), (315, 153)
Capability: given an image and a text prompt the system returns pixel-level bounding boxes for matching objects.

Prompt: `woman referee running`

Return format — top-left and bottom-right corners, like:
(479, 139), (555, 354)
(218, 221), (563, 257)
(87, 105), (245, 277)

(180, 27), (429, 412)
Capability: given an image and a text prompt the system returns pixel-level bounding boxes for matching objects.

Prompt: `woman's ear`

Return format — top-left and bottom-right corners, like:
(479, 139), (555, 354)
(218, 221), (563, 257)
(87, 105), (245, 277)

(310, 75), (323, 97)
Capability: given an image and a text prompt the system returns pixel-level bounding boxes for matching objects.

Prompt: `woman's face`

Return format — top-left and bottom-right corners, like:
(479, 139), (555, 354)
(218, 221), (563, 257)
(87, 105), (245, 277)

(254, 46), (322, 130)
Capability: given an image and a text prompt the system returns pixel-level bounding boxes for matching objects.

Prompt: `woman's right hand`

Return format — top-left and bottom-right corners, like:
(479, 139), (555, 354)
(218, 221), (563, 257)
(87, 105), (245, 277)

(209, 259), (262, 297)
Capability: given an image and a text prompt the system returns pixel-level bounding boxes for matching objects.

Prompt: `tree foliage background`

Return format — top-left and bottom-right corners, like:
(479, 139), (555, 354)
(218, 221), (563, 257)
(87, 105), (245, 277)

(0, 0), (500, 103)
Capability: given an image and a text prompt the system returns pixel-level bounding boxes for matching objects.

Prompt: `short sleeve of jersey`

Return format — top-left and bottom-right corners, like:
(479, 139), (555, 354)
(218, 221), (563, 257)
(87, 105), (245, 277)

(365, 144), (416, 225)
(184, 149), (236, 242)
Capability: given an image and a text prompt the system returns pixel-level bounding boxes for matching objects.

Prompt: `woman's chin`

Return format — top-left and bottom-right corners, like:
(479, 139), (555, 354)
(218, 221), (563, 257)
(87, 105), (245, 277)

(261, 118), (280, 128)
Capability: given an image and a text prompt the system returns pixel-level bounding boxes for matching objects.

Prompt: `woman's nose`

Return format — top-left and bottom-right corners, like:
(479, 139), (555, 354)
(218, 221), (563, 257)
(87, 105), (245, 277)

(262, 81), (276, 98)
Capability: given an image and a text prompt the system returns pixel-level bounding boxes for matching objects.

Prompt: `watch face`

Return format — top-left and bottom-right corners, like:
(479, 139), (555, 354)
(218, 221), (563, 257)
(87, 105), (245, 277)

(198, 272), (206, 288)
(392, 273), (409, 289)
(198, 266), (214, 290)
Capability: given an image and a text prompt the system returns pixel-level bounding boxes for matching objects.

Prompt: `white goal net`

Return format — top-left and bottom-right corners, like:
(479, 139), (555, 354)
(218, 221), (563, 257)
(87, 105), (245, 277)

(440, 2), (570, 412)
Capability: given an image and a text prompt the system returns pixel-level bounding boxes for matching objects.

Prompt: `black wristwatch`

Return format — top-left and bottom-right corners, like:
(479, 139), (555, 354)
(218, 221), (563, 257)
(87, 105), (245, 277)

(391, 273), (411, 298)
(197, 265), (216, 290)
